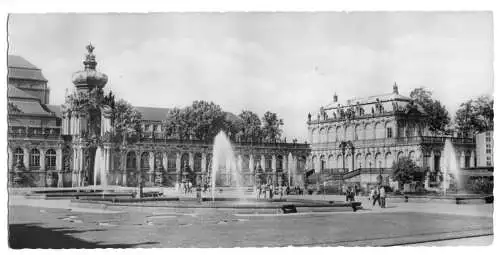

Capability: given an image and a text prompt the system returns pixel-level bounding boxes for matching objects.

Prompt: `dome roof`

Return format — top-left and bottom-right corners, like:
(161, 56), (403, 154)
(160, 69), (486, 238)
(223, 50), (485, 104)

(71, 44), (108, 89)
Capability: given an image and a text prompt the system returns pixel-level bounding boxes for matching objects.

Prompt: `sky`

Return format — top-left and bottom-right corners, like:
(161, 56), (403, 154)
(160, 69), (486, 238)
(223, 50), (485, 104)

(7, 12), (493, 141)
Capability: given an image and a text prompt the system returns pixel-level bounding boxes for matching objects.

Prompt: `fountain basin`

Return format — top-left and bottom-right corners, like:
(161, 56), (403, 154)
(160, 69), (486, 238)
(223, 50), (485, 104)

(69, 198), (362, 213)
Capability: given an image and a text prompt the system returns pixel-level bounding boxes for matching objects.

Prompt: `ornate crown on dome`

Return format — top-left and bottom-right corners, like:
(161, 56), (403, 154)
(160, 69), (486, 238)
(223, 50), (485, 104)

(71, 43), (108, 90)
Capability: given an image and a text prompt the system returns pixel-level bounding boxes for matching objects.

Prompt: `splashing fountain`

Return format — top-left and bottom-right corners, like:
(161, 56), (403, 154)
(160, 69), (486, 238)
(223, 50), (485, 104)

(442, 139), (461, 195)
(211, 131), (244, 202)
(93, 146), (107, 188)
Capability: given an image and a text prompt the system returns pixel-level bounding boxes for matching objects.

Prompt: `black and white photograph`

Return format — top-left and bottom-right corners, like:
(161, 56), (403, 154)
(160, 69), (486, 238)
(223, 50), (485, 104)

(3, 5), (496, 249)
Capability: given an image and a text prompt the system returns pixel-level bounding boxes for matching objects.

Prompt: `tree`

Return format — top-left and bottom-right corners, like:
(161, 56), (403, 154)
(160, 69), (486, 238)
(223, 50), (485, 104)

(112, 99), (143, 143)
(261, 111), (284, 142)
(163, 101), (236, 142)
(391, 157), (424, 185)
(455, 96), (493, 136)
(238, 110), (262, 142)
(410, 87), (450, 134)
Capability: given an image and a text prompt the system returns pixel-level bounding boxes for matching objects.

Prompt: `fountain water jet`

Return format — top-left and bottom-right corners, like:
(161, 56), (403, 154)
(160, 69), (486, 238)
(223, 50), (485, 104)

(93, 146), (107, 188)
(211, 131), (243, 202)
(442, 139), (461, 195)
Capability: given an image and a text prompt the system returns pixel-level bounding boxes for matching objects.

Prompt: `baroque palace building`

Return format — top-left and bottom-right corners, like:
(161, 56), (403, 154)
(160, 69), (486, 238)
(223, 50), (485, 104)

(306, 84), (477, 191)
(7, 45), (309, 189)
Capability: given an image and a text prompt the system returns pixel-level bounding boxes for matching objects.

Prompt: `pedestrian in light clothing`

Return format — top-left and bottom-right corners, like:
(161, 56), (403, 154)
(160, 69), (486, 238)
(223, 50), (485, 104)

(372, 186), (381, 207)
(380, 186), (386, 208)
(369, 187), (375, 201)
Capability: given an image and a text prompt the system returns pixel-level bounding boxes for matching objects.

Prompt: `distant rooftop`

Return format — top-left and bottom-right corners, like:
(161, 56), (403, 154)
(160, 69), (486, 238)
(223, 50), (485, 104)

(8, 55), (47, 81)
(7, 85), (39, 100)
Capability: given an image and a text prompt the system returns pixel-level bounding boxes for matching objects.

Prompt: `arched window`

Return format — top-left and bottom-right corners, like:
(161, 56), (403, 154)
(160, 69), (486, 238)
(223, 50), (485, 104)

(126, 151), (136, 169)
(194, 153), (202, 172)
(328, 127), (335, 142)
(355, 124), (362, 140)
(365, 123), (373, 140)
(30, 148), (40, 168)
(311, 129), (318, 144)
(336, 126), (344, 141)
(345, 125), (354, 140)
(311, 155), (318, 171)
(356, 153), (363, 169)
(320, 155), (326, 171)
(328, 155), (335, 169)
(45, 149), (57, 170)
(365, 153), (373, 169)
(181, 153), (189, 170)
(141, 152), (149, 169)
(14, 148), (23, 165)
(374, 152), (382, 168)
(276, 155), (283, 172)
(337, 155), (343, 169)
(385, 152), (393, 168)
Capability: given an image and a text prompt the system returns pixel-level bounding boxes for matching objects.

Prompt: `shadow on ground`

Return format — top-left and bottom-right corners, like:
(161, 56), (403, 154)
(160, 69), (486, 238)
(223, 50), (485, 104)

(9, 223), (158, 249)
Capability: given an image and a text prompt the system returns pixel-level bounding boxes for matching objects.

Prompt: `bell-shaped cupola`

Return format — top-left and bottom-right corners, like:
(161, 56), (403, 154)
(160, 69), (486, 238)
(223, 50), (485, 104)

(71, 44), (108, 92)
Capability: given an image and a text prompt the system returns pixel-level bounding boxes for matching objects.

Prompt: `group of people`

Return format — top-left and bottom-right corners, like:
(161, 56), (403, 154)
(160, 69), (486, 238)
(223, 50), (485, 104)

(181, 181), (194, 194)
(344, 186), (357, 202)
(343, 185), (387, 208)
(369, 185), (387, 208)
(256, 184), (304, 200)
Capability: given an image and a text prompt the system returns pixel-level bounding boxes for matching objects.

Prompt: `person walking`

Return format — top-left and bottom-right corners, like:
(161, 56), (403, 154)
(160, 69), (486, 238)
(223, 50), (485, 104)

(257, 185), (262, 200)
(380, 186), (387, 208)
(369, 187), (375, 201)
(269, 184), (274, 199)
(346, 187), (351, 202)
(372, 186), (381, 207)
(350, 187), (356, 202)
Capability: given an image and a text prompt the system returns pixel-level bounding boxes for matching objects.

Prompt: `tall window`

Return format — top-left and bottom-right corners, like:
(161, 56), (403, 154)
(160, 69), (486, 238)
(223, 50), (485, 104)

(265, 156), (272, 171)
(167, 153), (177, 172)
(387, 128), (393, 138)
(141, 152), (149, 169)
(276, 156), (283, 171)
(45, 149), (57, 170)
(126, 151), (136, 169)
(194, 153), (202, 172)
(30, 148), (40, 168)
(14, 148), (24, 166)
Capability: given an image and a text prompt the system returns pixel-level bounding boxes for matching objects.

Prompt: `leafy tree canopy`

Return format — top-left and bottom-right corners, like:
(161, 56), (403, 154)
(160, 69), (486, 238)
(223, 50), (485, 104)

(163, 101), (233, 141)
(113, 99), (143, 136)
(455, 96), (494, 135)
(261, 111), (284, 142)
(238, 110), (262, 142)
(391, 157), (425, 184)
(410, 87), (451, 133)
(162, 101), (286, 143)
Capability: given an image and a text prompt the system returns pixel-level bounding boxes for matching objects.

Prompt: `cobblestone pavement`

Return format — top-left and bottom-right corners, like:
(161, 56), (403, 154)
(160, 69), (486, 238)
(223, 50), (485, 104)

(8, 195), (493, 248)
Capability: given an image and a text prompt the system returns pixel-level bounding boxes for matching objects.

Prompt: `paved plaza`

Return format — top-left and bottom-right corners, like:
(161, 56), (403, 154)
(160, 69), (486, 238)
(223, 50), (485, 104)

(8, 194), (493, 248)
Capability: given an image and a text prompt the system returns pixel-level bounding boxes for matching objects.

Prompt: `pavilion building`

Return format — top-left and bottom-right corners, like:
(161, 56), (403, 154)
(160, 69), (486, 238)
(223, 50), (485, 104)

(306, 84), (476, 192)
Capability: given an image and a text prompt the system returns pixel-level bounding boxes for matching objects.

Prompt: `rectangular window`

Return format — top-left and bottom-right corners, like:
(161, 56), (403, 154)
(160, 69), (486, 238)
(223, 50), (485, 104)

(486, 149), (491, 154)
(387, 128), (393, 138)
(167, 157), (176, 171)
